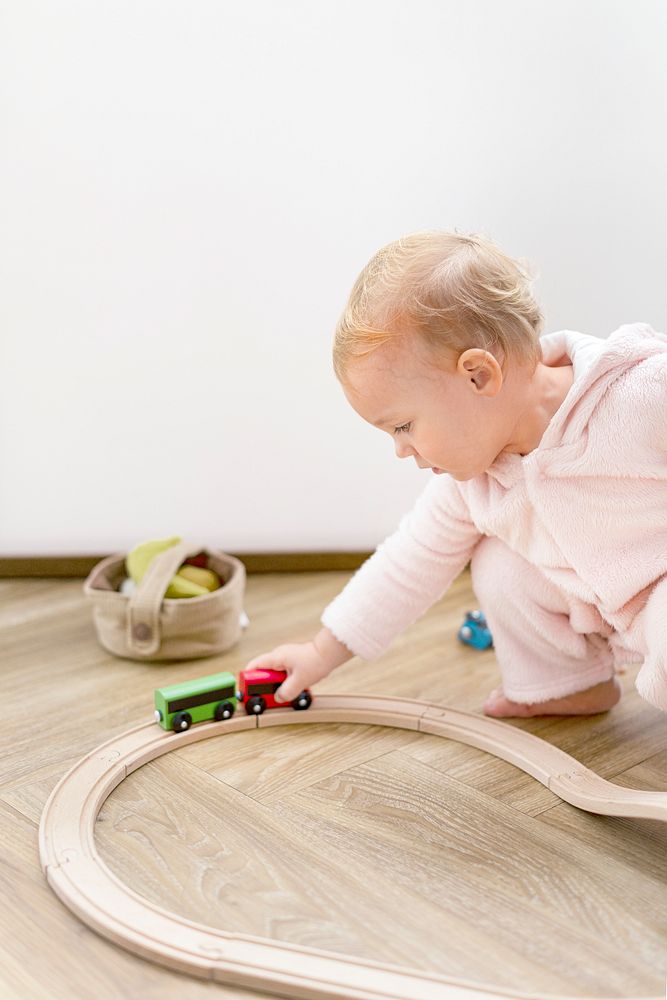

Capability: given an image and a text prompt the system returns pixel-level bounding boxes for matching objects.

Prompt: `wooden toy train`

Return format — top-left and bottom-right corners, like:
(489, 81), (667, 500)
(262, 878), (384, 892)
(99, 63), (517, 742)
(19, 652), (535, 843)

(154, 668), (312, 732)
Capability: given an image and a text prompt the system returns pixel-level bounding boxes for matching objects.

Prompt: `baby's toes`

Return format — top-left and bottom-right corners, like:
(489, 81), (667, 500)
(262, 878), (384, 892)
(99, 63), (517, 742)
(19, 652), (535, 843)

(483, 688), (535, 718)
(482, 687), (505, 715)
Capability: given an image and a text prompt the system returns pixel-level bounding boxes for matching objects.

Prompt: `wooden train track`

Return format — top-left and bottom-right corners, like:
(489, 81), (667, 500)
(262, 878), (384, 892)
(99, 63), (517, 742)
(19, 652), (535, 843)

(39, 694), (667, 1000)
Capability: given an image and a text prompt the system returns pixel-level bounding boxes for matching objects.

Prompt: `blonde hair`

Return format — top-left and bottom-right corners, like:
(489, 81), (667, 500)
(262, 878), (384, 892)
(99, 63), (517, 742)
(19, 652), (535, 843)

(333, 229), (544, 383)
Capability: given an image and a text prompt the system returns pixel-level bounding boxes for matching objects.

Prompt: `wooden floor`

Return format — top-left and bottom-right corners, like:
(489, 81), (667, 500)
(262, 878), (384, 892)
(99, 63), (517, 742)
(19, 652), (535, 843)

(1, 569), (666, 1000)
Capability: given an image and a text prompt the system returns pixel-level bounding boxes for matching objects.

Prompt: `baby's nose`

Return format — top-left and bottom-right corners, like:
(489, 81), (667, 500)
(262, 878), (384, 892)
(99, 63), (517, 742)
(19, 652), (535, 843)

(394, 439), (414, 460)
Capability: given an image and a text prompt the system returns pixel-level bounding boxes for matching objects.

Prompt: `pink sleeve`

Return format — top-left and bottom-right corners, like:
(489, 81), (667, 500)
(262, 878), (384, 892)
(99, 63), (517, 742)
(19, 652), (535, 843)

(321, 476), (481, 660)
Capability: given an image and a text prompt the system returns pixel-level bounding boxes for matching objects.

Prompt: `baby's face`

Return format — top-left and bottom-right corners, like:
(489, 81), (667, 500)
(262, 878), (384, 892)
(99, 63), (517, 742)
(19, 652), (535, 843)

(342, 336), (522, 481)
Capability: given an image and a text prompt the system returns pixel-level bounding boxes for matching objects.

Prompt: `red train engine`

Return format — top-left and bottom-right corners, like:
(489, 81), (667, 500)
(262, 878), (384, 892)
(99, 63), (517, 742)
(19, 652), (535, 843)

(237, 667), (312, 715)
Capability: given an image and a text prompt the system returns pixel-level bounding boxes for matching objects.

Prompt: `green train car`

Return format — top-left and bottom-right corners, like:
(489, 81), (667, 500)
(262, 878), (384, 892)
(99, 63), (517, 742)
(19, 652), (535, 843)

(154, 671), (238, 732)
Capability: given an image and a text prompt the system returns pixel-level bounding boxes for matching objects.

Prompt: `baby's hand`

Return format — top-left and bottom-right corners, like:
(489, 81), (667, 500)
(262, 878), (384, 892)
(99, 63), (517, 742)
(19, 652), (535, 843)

(244, 641), (333, 703)
(245, 628), (353, 703)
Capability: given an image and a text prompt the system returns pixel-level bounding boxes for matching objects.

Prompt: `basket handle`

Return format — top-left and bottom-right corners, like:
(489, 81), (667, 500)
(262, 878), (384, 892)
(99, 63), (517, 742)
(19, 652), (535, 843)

(126, 541), (203, 656)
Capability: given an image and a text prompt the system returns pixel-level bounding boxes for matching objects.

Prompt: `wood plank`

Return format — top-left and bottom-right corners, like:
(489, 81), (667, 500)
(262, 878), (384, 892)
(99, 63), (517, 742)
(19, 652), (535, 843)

(178, 722), (421, 803)
(0, 801), (272, 1000)
(94, 753), (498, 982)
(270, 751), (667, 997)
(536, 748), (667, 883)
(0, 552), (374, 577)
(398, 667), (667, 818)
(3, 568), (666, 999)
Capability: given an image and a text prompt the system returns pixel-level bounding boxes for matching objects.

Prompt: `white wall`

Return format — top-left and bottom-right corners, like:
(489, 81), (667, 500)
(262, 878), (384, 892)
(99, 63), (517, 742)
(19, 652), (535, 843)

(1, 0), (665, 555)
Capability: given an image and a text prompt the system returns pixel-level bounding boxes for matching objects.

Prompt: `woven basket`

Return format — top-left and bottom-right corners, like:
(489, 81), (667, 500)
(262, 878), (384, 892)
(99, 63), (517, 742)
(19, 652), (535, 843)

(83, 541), (246, 661)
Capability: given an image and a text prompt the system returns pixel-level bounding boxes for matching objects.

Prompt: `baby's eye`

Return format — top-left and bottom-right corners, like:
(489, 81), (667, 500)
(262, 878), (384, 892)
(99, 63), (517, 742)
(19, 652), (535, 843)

(393, 422), (411, 435)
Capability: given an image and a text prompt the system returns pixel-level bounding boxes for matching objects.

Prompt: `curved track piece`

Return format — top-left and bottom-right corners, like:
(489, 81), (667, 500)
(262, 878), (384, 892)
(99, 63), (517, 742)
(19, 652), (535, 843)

(39, 694), (666, 1000)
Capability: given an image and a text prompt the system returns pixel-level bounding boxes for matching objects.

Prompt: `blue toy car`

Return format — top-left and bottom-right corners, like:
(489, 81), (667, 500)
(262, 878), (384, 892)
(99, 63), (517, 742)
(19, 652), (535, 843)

(458, 609), (493, 650)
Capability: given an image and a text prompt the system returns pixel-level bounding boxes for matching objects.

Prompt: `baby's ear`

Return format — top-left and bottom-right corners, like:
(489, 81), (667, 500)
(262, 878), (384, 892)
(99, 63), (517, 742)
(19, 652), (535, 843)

(459, 349), (502, 394)
(470, 366), (493, 390)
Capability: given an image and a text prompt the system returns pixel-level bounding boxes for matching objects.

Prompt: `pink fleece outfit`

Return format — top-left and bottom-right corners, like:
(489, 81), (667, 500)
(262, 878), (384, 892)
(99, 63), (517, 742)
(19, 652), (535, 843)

(321, 322), (667, 711)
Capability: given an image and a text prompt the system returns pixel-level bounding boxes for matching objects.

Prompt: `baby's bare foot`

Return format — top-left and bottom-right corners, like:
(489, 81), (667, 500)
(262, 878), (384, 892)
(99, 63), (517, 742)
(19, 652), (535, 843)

(483, 677), (621, 718)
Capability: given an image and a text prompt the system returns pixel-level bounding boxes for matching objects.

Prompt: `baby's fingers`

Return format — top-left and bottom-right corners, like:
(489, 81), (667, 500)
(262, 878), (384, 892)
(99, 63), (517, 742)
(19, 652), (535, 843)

(245, 648), (289, 673)
(274, 673), (305, 704)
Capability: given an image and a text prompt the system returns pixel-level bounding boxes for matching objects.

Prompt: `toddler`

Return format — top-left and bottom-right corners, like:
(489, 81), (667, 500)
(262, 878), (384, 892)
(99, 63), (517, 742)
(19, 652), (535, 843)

(247, 231), (667, 717)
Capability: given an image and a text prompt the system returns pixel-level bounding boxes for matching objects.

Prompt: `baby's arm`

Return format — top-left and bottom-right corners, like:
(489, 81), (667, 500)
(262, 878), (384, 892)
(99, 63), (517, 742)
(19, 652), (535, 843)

(321, 474), (481, 661)
(249, 476), (481, 701)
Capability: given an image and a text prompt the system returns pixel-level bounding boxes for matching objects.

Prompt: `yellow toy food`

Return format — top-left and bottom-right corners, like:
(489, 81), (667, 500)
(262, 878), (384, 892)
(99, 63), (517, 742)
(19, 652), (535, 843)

(177, 564), (221, 592)
(125, 537), (222, 598)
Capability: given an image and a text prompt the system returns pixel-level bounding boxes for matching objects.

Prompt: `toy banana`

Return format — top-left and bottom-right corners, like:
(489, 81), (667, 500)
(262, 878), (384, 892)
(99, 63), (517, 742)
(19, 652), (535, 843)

(125, 537), (221, 599)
